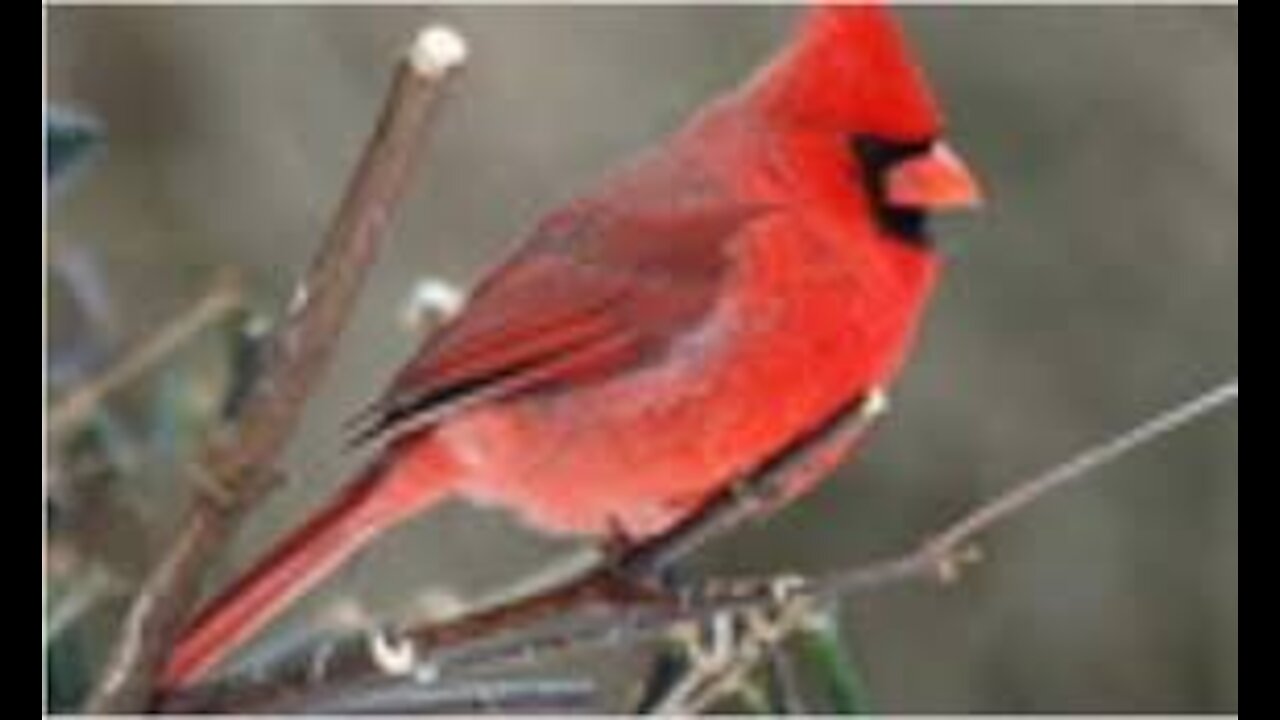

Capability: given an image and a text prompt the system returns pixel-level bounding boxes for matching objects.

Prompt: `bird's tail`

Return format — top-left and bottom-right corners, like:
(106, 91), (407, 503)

(160, 438), (458, 689)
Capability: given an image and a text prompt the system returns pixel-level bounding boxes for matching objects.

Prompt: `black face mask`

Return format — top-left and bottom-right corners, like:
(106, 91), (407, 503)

(849, 134), (935, 247)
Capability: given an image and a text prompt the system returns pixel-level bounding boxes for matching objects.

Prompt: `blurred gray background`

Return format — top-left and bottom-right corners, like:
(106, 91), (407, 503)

(47, 6), (1237, 713)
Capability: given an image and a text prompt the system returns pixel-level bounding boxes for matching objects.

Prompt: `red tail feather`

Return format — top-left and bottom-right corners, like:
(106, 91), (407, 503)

(161, 442), (455, 688)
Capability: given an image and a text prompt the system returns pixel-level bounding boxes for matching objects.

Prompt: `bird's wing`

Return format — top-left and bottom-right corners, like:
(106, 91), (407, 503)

(351, 198), (771, 443)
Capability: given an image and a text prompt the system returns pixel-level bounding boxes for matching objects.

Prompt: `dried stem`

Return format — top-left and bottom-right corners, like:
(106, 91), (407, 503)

(48, 269), (243, 441)
(164, 377), (1237, 713)
(82, 27), (467, 713)
(274, 677), (599, 714)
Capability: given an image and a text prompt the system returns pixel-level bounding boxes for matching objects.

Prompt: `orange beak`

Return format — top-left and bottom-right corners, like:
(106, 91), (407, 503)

(885, 141), (982, 211)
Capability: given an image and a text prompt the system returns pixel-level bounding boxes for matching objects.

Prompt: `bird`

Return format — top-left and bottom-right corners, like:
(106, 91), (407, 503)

(162, 4), (980, 688)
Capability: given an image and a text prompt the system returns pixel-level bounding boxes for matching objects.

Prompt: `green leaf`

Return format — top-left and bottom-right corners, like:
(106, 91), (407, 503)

(796, 609), (872, 715)
(46, 618), (91, 711)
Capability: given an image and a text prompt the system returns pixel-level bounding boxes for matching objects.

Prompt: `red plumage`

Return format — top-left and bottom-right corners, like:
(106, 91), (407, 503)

(163, 4), (980, 687)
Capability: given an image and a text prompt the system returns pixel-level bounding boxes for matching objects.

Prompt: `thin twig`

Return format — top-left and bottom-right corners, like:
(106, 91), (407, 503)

(657, 582), (833, 714)
(763, 641), (807, 714)
(648, 620), (758, 714)
(165, 377), (1236, 712)
(49, 269), (243, 441)
(644, 618), (732, 714)
(83, 27), (467, 713)
(815, 377), (1240, 599)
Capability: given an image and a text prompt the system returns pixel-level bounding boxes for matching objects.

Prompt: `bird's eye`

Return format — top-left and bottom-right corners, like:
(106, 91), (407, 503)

(848, 134), (934, 246)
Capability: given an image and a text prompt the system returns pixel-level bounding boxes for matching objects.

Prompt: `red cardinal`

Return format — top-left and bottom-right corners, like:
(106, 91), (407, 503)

(163, 4), (979, 687)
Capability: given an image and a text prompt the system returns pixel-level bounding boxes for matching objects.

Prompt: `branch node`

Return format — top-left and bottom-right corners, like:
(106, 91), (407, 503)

(929, 543), (984, 586)
(767, 573), (808, 605)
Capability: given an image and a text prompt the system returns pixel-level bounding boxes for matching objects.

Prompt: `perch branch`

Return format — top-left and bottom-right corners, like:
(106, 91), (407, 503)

(48, 269), (243, 441)
(159, 388), (890, 712)
(163, 376), (1237, 713)
(83, 26), (467, 713)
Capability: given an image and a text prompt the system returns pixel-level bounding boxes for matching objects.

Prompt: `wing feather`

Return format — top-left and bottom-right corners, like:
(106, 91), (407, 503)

(352, 185), (771, 443)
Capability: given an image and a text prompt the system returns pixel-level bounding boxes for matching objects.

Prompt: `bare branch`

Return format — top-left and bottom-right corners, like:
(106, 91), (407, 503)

(163, 377), (1236, 713)
(48, 269), (243, 441)
(815, 377), (1240, 599)
(83, 26), (467, 713)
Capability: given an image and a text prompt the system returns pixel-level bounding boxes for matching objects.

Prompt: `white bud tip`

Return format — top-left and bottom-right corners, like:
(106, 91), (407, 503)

(409, 25), (468, 77)
(400, 277), (465, 332)
(368, 630), (417, 676)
